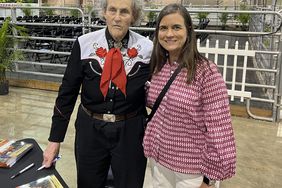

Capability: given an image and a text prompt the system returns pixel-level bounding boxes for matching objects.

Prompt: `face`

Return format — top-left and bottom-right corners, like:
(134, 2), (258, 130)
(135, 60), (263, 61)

(103, 0), (134, 41)
(158, 13), (187, 60)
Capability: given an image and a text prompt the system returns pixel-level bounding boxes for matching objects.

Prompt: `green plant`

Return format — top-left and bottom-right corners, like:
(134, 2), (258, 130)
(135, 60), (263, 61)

(218, 7), (229, 29)
(196, 12), (209, 22)
(42, 4), (54, 16)
(0, 17), (27, 84)
(263, 39), (270, 48)
(264, 24), (271, 32)
(235, 4), (250, 30)
(147, 11), (157, 22)
(85, 4), (96, 18)
(21, 4), (32, 17)
(70, 9), (80, 18)
(146, 4), (158, 23)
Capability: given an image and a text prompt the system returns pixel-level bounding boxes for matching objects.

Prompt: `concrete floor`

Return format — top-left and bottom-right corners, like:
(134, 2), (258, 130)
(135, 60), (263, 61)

(1, 87), (282, 188)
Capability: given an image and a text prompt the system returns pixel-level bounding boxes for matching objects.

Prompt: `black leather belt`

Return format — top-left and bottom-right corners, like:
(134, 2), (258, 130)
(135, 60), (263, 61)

(81, 104), (138, 122)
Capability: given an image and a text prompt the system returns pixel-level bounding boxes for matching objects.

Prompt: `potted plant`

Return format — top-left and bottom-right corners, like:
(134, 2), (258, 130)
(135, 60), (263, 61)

(0, 17), (27, 95)
(196, 12), (210, 29)
(196, 12), (209, 23)
(70, 9), (80, 18)
(85, 4), (96, 18)
(235, 4), (250, 31)
(218, 7), (229, 30)
(146, 5), (158, 27)
(21, 4), (32, 17)
(147, 10), (157, 23)
(42, 4), (54, 16)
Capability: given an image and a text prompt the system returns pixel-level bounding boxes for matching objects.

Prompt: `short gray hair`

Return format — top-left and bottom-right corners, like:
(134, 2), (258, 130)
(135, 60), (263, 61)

(100, 0), (142, 25)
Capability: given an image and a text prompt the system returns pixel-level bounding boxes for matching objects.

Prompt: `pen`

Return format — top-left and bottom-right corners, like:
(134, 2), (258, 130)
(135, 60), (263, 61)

(37, 155), (61, 171)
(10, 163), (35, 179)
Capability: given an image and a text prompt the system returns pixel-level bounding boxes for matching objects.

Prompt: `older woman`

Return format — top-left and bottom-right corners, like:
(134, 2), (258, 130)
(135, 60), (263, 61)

(42, 0), (153, 187)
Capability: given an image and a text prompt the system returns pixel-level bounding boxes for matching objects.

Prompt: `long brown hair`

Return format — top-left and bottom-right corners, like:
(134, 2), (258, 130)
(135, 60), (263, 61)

(150, 3), (208, 83)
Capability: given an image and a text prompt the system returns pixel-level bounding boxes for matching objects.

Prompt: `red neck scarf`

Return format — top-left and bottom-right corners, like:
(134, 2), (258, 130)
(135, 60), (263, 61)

(100, 48), (127, 99)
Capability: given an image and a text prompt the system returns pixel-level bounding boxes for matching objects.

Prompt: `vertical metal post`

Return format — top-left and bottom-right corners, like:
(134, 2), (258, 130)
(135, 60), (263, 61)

(272, 0), (277, 10)
(11, 7), (19, 72)
(276, 34), (282, 121)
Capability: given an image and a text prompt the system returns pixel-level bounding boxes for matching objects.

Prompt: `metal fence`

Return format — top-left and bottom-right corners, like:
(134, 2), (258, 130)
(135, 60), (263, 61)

(1, 5), (281, 122)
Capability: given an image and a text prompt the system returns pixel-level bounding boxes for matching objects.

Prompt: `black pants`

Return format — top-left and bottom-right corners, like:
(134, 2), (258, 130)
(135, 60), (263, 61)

(74, 105), (147, 188)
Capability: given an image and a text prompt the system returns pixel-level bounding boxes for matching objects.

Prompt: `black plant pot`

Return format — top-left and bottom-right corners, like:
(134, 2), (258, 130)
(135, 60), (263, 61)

(241, 25), (249, 31)
(0, 80), (9, 95)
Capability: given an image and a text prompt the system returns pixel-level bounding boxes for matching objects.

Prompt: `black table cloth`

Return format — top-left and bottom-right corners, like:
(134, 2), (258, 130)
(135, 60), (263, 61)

(0, 138), (68, 188)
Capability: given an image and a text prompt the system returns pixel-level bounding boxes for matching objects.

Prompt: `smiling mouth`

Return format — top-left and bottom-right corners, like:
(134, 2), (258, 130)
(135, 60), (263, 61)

(165, 40), (176, 44)
(113, 25), (121, 29)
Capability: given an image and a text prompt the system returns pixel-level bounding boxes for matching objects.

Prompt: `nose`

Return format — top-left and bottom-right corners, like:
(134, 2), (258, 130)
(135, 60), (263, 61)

(113, 12), (121, 22)
(166, 29), (174, 37)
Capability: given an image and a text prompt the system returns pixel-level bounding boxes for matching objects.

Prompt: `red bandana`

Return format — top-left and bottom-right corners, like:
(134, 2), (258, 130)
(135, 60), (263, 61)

(100, 48), (127, 99)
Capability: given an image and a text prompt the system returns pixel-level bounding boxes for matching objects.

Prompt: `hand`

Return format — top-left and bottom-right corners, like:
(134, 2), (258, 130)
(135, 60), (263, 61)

(199, 182), (213, 188)
(42, 141), (60, 168)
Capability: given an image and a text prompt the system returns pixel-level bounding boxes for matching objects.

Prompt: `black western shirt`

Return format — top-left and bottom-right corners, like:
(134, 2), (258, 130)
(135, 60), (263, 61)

(49, 28), (153, 142)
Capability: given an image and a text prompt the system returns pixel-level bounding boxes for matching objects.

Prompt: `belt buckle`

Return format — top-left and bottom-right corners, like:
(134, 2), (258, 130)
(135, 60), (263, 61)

(103, 114), (116, 122)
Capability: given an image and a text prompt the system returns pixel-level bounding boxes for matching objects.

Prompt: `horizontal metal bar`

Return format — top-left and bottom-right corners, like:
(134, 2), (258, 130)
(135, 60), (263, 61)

(15, 60), (67, 68)
(249, 97), (275, 103)
(195, 29), (281, 36)
(216, 65), (278, 73)
(15, 70), (63, 78)
(228, 90), (251, 98)
(14, 36), (75, 42)
(17, 48), (71, 55)
(143, 8), (281, 16)
(16, 22), (83, 28)
(225, 81), (276, 89)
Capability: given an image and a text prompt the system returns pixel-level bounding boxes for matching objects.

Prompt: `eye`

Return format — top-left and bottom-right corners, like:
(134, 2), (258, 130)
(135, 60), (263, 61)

(172, 25), (182, 30)
(108, 7), (116, 14)
(159, 26), (167, 31)
(120, 9), (130, 15)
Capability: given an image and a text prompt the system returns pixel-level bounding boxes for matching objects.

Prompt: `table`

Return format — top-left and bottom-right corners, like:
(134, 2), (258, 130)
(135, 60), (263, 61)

(0, 138), (68, 188)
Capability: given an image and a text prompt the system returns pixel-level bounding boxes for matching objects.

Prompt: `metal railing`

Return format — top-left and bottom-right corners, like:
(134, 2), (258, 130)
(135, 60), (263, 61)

(1, 6), (281, 121)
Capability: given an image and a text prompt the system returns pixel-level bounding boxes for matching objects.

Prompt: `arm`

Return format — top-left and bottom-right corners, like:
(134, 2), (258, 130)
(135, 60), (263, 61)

(201, 63), (236, 181)
(48, 39), (83, 142)
(43, 40), (83, 167)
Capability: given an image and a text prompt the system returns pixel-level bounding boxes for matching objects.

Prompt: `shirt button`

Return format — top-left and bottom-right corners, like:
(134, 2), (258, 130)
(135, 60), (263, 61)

(116, 87), (119, 90)
(110, 99), (113, 102)
(111, 86), (115, 90)
(171, 71), (174, 74)
(107, 111), (111, 114)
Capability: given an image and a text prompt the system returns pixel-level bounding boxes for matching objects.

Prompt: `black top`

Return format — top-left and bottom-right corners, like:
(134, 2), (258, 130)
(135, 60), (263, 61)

(49, 28), (153, 142)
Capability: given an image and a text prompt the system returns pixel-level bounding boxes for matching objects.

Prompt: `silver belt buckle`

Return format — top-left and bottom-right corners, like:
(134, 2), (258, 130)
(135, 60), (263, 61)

(103, 114), (116, 122)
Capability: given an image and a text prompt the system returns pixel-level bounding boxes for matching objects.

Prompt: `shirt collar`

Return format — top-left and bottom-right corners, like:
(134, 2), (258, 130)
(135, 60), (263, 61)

(106, 27), (129, 49)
